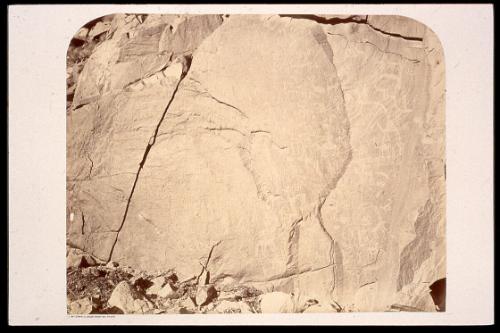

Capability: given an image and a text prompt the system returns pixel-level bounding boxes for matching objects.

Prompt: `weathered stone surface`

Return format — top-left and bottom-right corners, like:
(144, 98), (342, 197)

(67, 14), (445, 312)
(68, 297), (93, 315)
(110, 15), (350, 303)
(319, 15), (445, 312)
(259, 292), (296, 313)
(106, 261), (119, 268)
(145, 276), (166, 295)
(157, 283), (179, 299)
(66, 248), (97, 268)
(66, 14), (223, 262)
(214, 300), (253, 314)
(302, 303), (337, 313)
(107, 281), (153, 314)
(107, 281), (136, 313)
(195, 285), (217, 307)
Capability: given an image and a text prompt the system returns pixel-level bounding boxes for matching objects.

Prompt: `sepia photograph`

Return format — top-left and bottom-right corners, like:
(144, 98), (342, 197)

(8, 3), (493, 326)
(65, 13), (446, 315)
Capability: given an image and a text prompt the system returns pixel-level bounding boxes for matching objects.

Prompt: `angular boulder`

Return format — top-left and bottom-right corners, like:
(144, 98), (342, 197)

(108, 281), (153, 314)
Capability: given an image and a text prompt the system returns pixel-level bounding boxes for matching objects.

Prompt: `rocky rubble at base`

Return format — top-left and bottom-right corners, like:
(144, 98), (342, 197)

(67, 245), (444, 314)
(67, 247), (349, 314)
(67, 247), (258, 314)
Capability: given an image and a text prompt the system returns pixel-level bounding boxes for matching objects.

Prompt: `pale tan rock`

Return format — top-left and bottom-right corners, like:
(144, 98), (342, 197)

(158, 15), (223, 56)
(195, 285), (217, 307)
(179, 297), (196, 310)
(133, 298), (154, 314)
(157, 283), (179, 299)
(66, 248), (97, 268)
(73, 27), (89, 41)
(367, 15), (426, 40)
(67, 14), (445, 312)
(214, 300), (253, 314)
(259, 292), (296, 313)
(302, 304), (336, 313)
(318, 15), (446, 311)
(110, 14), (350, 292)
(88, 20), (111, 39)
(68, 297), (93, 315)
(108, 281), (148, 314)
(106, 261), (118, 268)
(67, 14), (224, 263)
(145, 275), (167, 295)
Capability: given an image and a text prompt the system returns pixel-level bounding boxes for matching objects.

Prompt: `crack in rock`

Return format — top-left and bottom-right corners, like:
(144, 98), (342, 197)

(243, 262), (336, 284)
(280, 14), (424, 41)
(106, 55), (193, 263)
(285, 216), (304, 276)
(81, 212), (86, 235)
(327, 33), (421, 63)
(196, 241), (222, 285)
(85, 154), (94, 179)
(186, 78), (248, 119)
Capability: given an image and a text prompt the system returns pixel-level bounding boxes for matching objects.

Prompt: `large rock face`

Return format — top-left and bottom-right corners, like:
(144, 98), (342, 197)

(319, 16), (446, 311)
(67, 14), (445, 311)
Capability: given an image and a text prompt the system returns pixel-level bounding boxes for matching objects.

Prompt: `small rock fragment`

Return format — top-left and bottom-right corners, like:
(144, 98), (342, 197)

(259, 292), (296, 313)
(88, 21), (111, 39)
(106, 261), (119, 268)
(214, 300), (253, 314)
(178, 307), (195, 314)
(302, 304), (336, 313)
(68, 297), (93, 315)
(217, 290), (237, 301)
(146, 276), (167, 295)
(195, 284), (217, 307)
(157, 283), (179, 299)
(179, 296), (196, 310)
(82, 266), (105, 277)
(108, 281), (141, 314)
(66, 248), (97, 269)
(133, 298), (154, 314)
(73, 27), (89, 41)
(233, 286), (262, 300)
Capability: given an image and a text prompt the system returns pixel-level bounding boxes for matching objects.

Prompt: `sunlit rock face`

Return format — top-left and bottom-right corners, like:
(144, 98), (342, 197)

(67, 14), (445, 312)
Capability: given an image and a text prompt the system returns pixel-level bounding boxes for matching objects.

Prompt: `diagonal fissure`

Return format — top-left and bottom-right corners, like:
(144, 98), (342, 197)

(279, 14), (424, 42)
(106, 56), (193, 263)
(196, 240), (222, 285)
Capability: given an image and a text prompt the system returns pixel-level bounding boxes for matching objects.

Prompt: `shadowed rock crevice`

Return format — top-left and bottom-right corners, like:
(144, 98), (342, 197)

(396, 200), (436, 291)
(196, 241), (222, 285)
(327, 33), (422, 63)
(280, 14), (424, 41)
(429, 278), (446, 312)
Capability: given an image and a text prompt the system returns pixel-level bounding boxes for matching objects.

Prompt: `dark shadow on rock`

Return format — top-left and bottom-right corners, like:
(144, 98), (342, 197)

(429, 278), (446, 312)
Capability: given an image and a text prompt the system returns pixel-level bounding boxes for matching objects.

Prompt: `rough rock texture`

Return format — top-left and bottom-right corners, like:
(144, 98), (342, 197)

(214, 300), (253, 314)
(66, 247), (99, 268)
(259, 292), (296, 313)
(67, 14), (445, 312)
(66, 253), (263, 314)
(68, 297), (94, 314)
(107, 281), (154, 314)
(319, 15), (446, 312)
